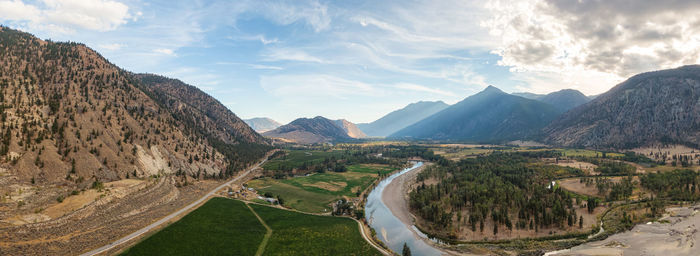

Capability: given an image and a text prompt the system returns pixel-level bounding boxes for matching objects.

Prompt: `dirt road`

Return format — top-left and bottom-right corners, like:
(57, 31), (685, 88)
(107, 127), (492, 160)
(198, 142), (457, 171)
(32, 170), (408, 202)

(79, 153), (273, 256)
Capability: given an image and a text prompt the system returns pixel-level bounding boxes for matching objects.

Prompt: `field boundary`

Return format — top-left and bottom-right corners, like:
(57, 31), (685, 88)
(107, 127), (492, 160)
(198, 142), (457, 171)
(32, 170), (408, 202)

(246, 203), (272, 256)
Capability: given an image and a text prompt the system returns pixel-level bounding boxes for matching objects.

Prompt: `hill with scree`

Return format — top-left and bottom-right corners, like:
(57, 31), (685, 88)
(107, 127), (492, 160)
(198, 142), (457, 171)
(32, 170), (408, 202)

(0, 26), (269, 192)
(544, 65), (700, 149)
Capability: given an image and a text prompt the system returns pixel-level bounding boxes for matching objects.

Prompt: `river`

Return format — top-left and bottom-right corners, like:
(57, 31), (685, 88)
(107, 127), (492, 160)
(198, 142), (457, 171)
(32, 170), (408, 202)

(364, 162), (443, 256)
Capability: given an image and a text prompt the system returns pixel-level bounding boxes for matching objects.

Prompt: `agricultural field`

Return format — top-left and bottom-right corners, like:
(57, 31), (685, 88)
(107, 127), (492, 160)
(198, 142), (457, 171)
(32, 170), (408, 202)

(249, 164), (397, 213)
(120, 198), (266, 256)
(250, 204), (381, 255)
(262, 150), (346, 171)
(121, 198), (379, 256)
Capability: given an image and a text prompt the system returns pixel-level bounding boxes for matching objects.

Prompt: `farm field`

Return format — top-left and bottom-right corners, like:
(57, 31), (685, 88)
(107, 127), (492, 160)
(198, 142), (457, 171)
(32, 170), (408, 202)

(249, 164), (397, 212)
(250, 204), (381, 255)
(120, 198), (266, 256)
(262, 150), (347, 170)
(121, 198), (379, 256)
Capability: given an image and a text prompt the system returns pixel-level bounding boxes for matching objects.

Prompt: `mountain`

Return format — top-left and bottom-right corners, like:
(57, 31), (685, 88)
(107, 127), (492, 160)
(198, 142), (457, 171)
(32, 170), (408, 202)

(390, 86), (561, 142)
(513, 89), (590, 111)
(263, 116), (353, 144)
(539, 89), (591, 111)
(244, 117), (282, 133)
(357, 101), (448, 137)
(544, 65), (700, 149)
(0, 26), (269, 186)
(334, 119), (366, 138)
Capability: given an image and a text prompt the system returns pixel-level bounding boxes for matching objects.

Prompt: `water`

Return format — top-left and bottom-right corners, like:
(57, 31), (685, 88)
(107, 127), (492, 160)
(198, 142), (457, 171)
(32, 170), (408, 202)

(364, 162), (443, 256)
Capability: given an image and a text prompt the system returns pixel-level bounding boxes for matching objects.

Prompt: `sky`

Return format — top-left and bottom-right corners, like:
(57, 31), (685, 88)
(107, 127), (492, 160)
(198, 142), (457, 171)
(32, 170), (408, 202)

(1, 0), (700, 124)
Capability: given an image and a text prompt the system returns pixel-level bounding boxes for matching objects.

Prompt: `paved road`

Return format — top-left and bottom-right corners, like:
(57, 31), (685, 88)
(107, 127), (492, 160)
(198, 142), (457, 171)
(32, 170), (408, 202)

(80, 153), (274, 256)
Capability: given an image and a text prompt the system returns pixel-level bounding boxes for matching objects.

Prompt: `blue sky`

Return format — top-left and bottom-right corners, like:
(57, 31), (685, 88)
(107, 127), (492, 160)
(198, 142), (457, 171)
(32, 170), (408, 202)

(2, 0), (700, 123)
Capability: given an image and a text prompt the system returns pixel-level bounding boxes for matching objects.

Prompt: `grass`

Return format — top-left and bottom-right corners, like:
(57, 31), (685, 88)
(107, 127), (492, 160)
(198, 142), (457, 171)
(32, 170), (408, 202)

(249, 164), (397, 213)
(262, 150), (347, 170)
(120, 197), (266, 256)
(250, 204), (381, 256)
(122, 198), (380, 256)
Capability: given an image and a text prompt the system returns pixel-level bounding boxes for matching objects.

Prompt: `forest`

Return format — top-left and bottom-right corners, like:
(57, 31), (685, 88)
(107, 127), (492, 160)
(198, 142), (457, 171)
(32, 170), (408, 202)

(409, 151), (587, 238)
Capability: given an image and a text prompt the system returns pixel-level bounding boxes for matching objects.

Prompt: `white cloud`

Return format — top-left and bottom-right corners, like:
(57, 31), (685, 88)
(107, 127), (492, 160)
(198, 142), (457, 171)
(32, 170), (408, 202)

(153, 48), (175, 56)
(98, 43), (124, 51)
(261, 47), (326, 63)
(393, 83), (456, 97)
(0, 0), (132, 33)
(257, 0), (331, 32)
(483, 0), (700, 92)
(260, 74), (379, 99)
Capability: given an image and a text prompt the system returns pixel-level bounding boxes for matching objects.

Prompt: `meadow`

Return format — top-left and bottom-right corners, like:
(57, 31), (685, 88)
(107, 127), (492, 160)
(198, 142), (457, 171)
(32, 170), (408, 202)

(120, 198), (379, 256)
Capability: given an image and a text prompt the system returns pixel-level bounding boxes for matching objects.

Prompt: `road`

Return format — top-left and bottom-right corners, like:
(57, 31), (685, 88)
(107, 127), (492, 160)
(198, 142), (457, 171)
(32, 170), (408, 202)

(79, 152), (274, 256)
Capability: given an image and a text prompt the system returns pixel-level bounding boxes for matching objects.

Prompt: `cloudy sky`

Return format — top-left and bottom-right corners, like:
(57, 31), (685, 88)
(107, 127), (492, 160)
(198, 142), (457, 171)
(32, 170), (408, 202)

(1, 0), (699, 124)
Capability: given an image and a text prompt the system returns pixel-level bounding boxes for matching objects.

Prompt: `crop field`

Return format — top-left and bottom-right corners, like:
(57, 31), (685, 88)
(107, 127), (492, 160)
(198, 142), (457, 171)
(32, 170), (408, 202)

(120, 198), (266, 256)
(249, 164), (397, 212)
(250, 204), (380, 255)
(121, 198), (379, 256)
(262, 150), (347, 170)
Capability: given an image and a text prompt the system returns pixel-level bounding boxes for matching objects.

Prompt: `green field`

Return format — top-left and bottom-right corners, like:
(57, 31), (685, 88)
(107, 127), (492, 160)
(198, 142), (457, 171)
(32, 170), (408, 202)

(121, 198), (379, 256)
(250, 204), (380, 255)
(121, 198), (266, 256)
(262, 150), (347, 170)
(249, 164), (396, 212)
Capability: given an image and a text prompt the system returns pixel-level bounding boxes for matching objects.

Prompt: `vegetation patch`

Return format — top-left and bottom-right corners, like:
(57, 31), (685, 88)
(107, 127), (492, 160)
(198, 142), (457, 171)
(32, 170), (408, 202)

(249, 204), (381, 255)
(120, 197), (266, 256)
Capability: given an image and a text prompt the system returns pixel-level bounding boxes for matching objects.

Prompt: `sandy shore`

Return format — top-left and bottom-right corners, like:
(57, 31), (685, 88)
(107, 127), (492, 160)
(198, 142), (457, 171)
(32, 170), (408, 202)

(548, 204), (700, 256)
(381, 163), (425, 226)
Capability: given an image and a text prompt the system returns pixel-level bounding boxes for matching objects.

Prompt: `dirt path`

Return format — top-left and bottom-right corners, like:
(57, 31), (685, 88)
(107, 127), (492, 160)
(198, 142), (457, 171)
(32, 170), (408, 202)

(246, 203), (272, 256)
(79, 151), (275, 256)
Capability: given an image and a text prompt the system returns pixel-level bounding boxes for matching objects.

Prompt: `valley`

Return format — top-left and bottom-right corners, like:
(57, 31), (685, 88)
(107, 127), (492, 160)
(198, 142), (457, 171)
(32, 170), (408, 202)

(2, 3), (700, 255)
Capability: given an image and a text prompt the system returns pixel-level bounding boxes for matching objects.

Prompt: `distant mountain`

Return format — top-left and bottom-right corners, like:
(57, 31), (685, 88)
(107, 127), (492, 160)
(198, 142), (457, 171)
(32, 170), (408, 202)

(334, 119), (366, 138)
(244, 117), (282, 133)
(390, 86), (561, 142)
(511, 92), (544, 100)
(512, 89), (590, 111)
(544, 65), (700, 149)
(263, 116), (353, 144)
(358, 101), (449, 137)
(539, 89), (591, 111)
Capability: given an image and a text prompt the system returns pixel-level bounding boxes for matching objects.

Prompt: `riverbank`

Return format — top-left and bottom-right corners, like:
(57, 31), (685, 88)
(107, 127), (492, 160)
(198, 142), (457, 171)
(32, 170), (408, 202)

(381, 163), (425, 227)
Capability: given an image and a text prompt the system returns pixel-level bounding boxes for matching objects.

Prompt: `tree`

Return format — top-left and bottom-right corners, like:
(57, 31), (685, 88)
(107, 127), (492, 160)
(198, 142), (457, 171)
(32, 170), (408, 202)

(402, 243), (412, 256)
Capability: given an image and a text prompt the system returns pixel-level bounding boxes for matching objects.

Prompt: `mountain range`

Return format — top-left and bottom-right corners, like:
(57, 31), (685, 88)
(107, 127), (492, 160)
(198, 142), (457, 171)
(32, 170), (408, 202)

(262, 116), (361, 144)
(0, 26), (269, 186)
(512, 89), (591, 111)
(357, 101), (448, 137)
(244, 117), (282, 133)
(390, 86), (561, 142)
(544, 65), (700, 149)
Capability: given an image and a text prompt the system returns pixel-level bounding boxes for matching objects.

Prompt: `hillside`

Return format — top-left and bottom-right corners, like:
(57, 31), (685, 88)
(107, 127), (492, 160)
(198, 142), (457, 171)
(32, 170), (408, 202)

(513, 89), (590, 111)
(244, 117), (282, 133)
(263, 116), (353, 144)
(334, 119), (366, 138)
(390, 86), (560, 142)
(544, 65), (700, 149)
(0, 26), (269, 186)
(357, 101), (448, 137)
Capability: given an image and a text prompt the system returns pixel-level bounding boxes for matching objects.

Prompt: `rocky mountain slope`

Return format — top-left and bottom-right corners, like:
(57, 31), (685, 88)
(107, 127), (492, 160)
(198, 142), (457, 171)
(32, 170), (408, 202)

(334, 119), (366, 138)
(544, 65), (700, 149)
(244, 117), (282, 133)
(0, 26), (269, 188)
(263, 116), (353, 144)
(391, 86), (560, 142)
(357, 101), (448, 137)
